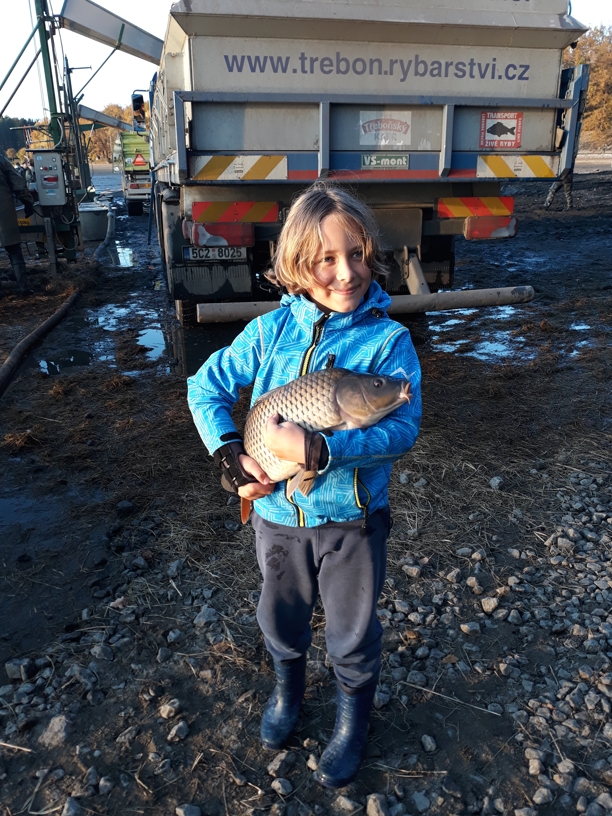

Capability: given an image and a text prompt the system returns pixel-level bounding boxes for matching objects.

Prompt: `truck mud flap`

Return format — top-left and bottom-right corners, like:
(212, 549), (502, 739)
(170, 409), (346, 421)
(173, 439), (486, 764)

(171, 264), (251, 300)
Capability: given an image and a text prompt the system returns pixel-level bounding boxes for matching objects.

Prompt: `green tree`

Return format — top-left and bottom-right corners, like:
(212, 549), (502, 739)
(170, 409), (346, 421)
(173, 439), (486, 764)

(83, 103), (147, 162)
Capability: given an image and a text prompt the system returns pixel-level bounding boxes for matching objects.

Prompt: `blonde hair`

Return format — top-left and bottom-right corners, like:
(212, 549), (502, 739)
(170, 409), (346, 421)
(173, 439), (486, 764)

(267, 182), (388, 294)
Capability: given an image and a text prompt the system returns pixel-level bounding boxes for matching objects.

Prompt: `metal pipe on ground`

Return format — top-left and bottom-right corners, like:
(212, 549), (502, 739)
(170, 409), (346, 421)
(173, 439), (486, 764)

(196, 286), (535, 323)
(0, 291), (80, 400)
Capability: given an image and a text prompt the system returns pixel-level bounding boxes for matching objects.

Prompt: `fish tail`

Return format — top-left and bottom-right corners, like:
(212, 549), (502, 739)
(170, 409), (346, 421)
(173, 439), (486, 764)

(286, 468), (318, 499)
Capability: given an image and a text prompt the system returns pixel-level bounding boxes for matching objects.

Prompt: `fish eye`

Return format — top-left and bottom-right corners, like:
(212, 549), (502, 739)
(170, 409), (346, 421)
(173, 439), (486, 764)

(373, 378), (383, 388)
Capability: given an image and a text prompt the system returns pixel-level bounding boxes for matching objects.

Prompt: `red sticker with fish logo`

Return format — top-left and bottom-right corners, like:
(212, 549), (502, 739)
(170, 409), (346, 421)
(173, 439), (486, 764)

(479, 112), (523, 149)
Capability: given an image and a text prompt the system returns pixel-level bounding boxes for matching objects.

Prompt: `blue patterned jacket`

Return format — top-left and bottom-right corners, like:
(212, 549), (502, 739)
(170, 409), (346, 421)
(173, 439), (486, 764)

(187, 281), (422, 527)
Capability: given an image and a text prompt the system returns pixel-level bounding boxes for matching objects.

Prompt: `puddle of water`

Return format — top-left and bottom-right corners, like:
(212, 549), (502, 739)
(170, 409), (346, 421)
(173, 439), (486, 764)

(487, 305), (519, 320)
(519, 254), (549, 271)
(114, 244), (134, 267)
(432, 318), (464, 331)
(39, 349), (94, 376)
(86, 302), (176, 367)
(94, 304), (132, 330)
(466, 339), (516, 361)
(93, 303), (157, 331)
(432, 329), (536, 363)
(104, 243), (134, 268)
(167, 323), (252, 377)
(569, 339), (597, 357)
(432, 339), (472, 352)
(138, 327), (170, 360)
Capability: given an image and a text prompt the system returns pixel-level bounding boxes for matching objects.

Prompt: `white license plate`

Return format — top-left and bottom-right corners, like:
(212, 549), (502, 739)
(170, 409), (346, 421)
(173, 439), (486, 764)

(183, 246), (247, 261)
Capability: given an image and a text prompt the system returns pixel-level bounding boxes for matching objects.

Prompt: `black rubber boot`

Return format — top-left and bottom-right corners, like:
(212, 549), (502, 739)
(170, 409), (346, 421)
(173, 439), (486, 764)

(314, 681), (377, 789)
(260, 654), (307, 750)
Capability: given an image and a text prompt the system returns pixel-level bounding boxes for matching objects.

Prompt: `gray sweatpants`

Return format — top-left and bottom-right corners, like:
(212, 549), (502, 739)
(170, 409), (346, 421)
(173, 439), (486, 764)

(252, 507), (390, 691)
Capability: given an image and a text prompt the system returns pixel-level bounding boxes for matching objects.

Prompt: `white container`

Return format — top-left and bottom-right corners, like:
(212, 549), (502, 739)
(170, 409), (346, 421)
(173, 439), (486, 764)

(79, 202), (109, 242)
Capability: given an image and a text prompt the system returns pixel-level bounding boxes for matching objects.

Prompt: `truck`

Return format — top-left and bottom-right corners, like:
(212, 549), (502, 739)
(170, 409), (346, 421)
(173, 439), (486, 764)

(146, 0), (588, 326)
(113, 129), (151, 216)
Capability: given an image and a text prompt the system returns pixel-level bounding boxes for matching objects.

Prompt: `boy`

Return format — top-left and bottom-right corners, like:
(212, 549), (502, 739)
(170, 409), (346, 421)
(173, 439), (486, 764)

(188, 182), (421, 787)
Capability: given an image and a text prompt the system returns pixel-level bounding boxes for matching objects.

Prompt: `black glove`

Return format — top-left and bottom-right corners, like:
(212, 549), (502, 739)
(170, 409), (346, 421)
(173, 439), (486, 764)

(22, 200), (35, 217)
(213, 436), (258, 493)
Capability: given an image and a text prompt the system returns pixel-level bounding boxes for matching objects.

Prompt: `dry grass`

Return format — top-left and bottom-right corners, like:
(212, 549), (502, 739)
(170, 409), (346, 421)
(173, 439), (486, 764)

(1, 427), (45, 451)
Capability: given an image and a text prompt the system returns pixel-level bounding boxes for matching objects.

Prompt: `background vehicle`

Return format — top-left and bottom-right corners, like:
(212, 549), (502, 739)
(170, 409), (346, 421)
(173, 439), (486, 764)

(59, 0), (590, 326)
(112, 95), (151, 217)
(150, 0), (589, 326)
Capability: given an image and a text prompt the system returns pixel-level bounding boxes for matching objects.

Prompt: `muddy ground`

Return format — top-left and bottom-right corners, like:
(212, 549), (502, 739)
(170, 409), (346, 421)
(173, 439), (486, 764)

(0, 172), (611, 816)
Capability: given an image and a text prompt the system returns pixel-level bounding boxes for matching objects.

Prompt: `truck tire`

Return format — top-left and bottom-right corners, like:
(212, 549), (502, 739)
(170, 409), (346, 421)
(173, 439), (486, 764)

(175, 299), (198, 328)
(127, 200), (144, 217)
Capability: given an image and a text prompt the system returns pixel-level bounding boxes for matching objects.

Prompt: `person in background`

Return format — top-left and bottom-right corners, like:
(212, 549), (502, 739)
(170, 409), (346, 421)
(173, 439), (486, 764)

(23, 159), (35, 185)
(132, 95), (146, 125)
(544, 169), (574, 210)
(0, 153), (35, 295)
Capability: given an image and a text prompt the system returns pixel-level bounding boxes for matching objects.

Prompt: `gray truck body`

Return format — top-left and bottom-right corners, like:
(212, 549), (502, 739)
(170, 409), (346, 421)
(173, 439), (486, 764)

(149, 0), (588, 324)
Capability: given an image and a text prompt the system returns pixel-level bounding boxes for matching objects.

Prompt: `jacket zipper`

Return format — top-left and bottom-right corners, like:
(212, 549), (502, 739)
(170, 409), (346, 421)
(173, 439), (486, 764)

(353, 469), (371, 528)
(287, 314), (329, 526)
(299, 314), (328, 376)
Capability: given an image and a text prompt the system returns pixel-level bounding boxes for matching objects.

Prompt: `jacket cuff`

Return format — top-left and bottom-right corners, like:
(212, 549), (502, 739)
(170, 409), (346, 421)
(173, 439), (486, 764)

(304, 431), (328, 471)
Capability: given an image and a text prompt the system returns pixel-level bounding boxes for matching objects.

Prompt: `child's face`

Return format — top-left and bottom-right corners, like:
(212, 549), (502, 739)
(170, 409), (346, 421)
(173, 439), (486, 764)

(306, 214), (372, 313)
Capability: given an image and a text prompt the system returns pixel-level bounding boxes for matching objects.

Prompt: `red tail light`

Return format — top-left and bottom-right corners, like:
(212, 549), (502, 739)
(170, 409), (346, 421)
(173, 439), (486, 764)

(464, 216), (518, 240)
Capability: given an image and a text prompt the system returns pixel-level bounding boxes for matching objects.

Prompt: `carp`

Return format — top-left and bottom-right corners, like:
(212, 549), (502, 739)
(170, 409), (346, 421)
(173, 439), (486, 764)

(243, 367), (411, 499)
(486, 122), (516, 137)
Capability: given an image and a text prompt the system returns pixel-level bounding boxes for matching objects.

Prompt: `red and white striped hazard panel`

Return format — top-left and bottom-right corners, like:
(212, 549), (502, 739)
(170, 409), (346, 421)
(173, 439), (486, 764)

(192, 201), (279, 223)
(437, 197), (515, 219)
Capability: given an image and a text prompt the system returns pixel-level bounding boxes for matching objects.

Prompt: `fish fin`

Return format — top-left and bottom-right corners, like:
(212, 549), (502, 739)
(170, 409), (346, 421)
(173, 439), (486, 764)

(286, 468), (318, 499)
(286, 469), (305, 499)
(241, 498), (252, 524)
(298, 471), (318, 497)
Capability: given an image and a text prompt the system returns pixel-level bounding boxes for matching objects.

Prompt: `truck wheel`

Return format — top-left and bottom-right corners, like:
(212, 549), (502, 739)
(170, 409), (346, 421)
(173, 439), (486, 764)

(175, 299), (198, 328)
(127, 200), (144, 217)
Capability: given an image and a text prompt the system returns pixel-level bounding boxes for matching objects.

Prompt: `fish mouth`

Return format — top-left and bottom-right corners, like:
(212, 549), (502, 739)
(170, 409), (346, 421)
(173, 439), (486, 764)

(400, 382), (411, 401)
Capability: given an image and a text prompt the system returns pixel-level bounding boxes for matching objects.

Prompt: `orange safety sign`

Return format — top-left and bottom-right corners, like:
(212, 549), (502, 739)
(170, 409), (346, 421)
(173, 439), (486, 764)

(437, 196), (514, 219)
(192, 201), (279, 223)
(132, 153), (148, 166)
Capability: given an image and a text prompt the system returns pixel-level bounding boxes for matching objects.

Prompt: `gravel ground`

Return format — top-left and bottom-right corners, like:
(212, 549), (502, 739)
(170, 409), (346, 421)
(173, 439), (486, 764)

(0, 174), (611, 816)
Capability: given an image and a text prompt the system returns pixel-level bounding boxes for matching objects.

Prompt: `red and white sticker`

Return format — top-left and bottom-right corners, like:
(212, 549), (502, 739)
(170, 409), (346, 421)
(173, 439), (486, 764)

(360, 110), (411, 147)
(479, 112), (523, 149)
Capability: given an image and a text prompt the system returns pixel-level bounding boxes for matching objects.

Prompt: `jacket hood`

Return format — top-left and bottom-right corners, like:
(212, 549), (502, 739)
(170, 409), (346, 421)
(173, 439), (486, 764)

(279, 280), (392, 333)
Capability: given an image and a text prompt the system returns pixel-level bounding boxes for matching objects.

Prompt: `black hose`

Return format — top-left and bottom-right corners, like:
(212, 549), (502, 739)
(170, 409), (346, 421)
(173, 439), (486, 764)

(0, 290), (80, 400)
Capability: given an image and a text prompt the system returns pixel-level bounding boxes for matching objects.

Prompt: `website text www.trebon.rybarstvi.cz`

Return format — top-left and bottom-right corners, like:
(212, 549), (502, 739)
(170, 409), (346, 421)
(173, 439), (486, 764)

(223, 52), (531, 82)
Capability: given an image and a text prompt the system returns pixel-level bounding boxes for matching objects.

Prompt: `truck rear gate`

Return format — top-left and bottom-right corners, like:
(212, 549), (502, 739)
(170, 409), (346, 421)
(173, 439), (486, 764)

(148, 0), (588, 325)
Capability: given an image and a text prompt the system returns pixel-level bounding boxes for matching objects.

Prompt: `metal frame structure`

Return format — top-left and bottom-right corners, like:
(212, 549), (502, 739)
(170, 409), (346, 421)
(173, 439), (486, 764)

(172, 90), (577, 185)
(560, 63), (589, 175)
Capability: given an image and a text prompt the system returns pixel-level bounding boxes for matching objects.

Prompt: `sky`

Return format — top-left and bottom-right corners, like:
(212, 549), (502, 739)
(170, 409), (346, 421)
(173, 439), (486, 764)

(1, 0), (611, 122)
